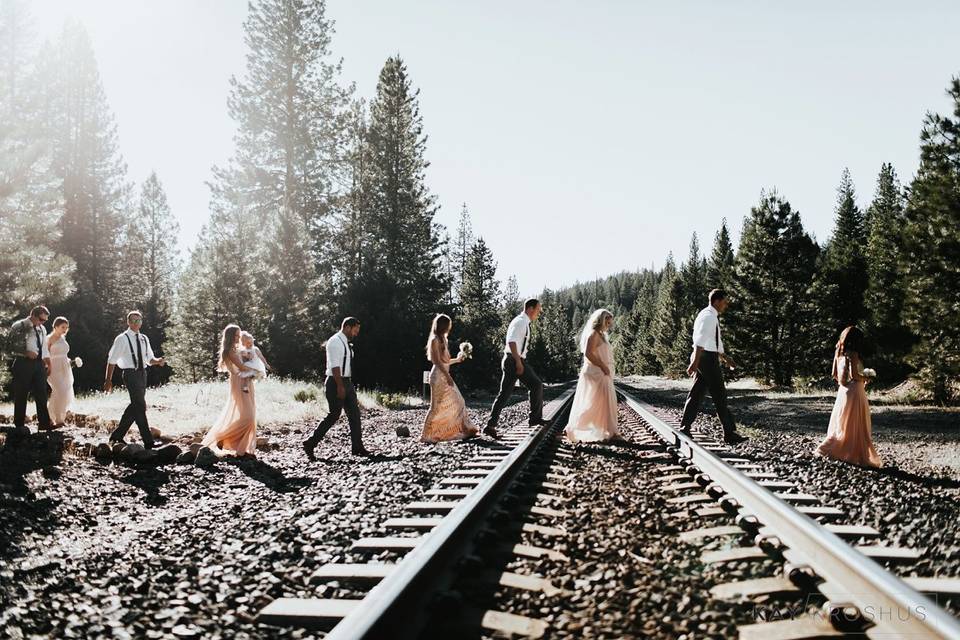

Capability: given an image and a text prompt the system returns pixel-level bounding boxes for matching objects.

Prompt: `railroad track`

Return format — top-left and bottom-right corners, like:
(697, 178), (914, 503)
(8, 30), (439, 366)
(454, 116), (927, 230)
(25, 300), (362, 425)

(615, 381), (960, 640)
(256, 387), (578, 639)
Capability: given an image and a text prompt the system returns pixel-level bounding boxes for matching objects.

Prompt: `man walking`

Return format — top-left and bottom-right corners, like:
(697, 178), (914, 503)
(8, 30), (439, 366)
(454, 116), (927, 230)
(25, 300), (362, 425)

(485, 298), (546, 438)
(9, 306), (53, 435)
(303, 317), (371, 458)
(680, 289), (746, 445)
(104, 311), (164, 448)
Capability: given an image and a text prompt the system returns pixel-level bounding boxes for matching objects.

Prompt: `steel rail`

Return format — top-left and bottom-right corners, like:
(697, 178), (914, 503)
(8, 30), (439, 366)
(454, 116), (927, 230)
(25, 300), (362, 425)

(616, 382), (960, 639)
(321, 386), (577, 640)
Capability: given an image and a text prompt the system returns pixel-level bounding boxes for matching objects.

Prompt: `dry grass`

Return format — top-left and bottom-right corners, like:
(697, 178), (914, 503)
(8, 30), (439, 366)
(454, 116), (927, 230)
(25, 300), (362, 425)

(0, 378), (424, 438)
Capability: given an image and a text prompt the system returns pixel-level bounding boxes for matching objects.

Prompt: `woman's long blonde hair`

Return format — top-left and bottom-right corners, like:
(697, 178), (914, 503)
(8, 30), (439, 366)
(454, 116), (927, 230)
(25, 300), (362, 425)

(218, 324), (241, 372)
(426, 313), (451, 360)
(578, 308), (613, 353)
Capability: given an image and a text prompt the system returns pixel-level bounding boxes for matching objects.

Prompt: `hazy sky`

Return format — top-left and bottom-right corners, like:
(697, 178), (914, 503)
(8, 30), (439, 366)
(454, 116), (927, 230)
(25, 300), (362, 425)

(29, 1), (960, 296)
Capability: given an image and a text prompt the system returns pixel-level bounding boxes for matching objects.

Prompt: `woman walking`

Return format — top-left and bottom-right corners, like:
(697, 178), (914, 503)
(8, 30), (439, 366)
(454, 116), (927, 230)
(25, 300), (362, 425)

(565, 309), (620, 443)
(201, 324), (258, 457)
(421, 314), (478, 443)
(46, 316), (76, 429)
(817, 326), (881, 467)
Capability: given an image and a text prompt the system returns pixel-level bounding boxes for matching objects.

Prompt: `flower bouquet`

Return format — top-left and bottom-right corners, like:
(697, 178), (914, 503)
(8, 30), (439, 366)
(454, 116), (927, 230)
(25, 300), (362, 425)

(457, 341), (473, 360)
(72, 357), (83, 368)
(863, 368), (877, 379)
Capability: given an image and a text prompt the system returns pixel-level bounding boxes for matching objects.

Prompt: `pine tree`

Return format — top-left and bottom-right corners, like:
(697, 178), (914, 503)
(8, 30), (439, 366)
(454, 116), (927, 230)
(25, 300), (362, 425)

(731, 191), (819, 386)
(341, 55), (449, 389)
(652, 256), (685, 375)
(213, 0), (350, 378)
(707, 218), (735, 290)
(901, 77), (960, 402)
(119, 172), (180, 384)
(450, 203), (475, 302)
(35, 22), (131, 390)
(817, 169), (868, 342)
(502, 275), (520, 323)
(863, 163), (911, 380)
(457, 237), (502, 388)
(679, 233), (708, 315)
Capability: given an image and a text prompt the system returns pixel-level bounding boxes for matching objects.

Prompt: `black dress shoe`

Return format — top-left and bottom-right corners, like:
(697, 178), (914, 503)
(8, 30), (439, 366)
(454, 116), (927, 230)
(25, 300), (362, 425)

(482, 425), (499, 439)
(679, 426), (693, 437)
(528, 419), (551, 427)
(724, 432), (748, 445)
(303, 439), (317, 461)
(351, 446), (372, 457)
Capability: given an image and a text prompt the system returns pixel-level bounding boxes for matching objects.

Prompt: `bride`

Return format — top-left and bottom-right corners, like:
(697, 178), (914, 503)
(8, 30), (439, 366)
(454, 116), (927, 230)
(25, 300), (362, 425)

(565, 308), (620, 443)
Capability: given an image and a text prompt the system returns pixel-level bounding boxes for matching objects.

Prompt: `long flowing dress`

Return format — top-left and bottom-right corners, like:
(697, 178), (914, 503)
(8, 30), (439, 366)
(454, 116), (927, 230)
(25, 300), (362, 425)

(202, 359), (258, 456)
(421, 339), (478, 443)
(817, 355), (881, 467)
(47, 337), (75, 425)
(565, 338), (619, 443)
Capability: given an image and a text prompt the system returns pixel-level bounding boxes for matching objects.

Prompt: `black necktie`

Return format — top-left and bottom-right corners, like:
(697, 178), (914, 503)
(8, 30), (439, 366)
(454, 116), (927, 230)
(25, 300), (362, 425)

(136, 335), (143, 370)
(715, 320), (720, 352)
(521, 324), (529, 356)
(35, 327), (42, 355)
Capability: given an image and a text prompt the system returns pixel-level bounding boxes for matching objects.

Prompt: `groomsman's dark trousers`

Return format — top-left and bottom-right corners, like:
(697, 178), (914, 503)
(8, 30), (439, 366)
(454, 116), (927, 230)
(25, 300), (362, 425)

(488, 355), (544, 428)
(680, 351), (737, 437)
(11, 357), (51, 430)
(307, 377), (363, 450)
(110, 369), (154, 447)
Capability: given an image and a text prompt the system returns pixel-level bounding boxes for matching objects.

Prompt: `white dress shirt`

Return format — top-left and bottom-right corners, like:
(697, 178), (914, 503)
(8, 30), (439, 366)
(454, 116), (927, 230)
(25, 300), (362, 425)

(107, 329), (156, 369)
(691, 305), (724, 353)
(325, 331), (353, 377)
(10, 318), (49, 359)
(503, 313), (531, 358)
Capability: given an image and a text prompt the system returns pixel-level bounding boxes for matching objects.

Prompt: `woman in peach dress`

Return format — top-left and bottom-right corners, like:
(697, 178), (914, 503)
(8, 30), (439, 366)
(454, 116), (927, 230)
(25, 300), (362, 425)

(202, 324), (258, 457)
(421, 314), (478, 443)
(817, 326), (881, 467)
(565, 309), (620, 443)
(46, 317), (76, 428)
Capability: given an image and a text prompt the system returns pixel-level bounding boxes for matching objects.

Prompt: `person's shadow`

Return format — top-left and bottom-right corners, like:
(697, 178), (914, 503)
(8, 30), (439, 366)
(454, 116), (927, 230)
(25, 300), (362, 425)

(869, 463), (960, 490)
(229, 457), (315, 491)
(119, 467), (172, 506)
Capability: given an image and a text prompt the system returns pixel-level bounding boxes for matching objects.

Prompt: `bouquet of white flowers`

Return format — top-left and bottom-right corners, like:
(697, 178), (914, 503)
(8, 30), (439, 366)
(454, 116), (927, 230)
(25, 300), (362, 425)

(457, 341), (473, 360)
(72, 357), (83, 368)
(863, 368), (877, 379)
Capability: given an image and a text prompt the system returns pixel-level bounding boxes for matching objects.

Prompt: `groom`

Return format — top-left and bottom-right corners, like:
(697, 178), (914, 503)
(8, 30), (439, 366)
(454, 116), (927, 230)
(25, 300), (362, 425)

(303, 317), (371, 458)
(485, 298), (546, 438)
(104, 311), (165, 448)
(8, 305), (53, 435)
(680, 289), (747, 445)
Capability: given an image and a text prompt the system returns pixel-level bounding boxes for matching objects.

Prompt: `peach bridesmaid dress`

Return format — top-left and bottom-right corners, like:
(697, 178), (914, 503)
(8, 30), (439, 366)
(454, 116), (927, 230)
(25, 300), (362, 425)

(202, 360), (258, 456)
(421, 338), (478, 443)
(565, 338), (619, 442)
(47, 337), (75, 425)
(817, 355), (881, 467)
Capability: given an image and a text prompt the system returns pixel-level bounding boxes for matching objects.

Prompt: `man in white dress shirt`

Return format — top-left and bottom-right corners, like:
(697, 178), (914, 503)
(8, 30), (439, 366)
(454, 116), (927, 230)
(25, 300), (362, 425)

(8, 305), (53, 434)
(680, 289), (746, 445)
(303, 317), (371, 458)
(485, 298), (546, 438)
(104, 311), (165, 448)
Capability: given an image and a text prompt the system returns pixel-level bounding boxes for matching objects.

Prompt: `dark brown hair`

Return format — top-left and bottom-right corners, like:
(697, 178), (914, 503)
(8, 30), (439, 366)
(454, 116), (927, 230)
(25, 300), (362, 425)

(30, 305), (50, 319)
(52, 316), (69, 328)
(709, 289), (727, 304)
(341, 317), (360, 330)
(524, 298), (540, 312)
(426, 313), (451, 359)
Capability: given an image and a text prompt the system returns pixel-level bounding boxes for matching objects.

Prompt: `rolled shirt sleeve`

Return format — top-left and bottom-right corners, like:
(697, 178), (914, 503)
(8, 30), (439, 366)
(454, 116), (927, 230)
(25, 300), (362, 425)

(107, 334), (124, 366)
(325, 334), (346, 375)
(691, 308), (718, 352)
(505, 315), (528, 352)
(143, 335), (156, 363)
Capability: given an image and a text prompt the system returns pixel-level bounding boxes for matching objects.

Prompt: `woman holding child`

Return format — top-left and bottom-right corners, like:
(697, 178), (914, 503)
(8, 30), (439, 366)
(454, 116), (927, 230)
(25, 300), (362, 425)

(201, 324), (262, 458)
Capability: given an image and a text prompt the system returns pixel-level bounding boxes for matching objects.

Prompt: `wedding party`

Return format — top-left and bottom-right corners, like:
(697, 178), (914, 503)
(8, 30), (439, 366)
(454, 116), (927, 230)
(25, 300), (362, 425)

(2, 1), (959, 639)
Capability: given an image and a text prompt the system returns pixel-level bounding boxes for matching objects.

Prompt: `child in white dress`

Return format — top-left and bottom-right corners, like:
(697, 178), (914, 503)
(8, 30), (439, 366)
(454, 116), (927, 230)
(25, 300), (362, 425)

(238, 331), (270, 392)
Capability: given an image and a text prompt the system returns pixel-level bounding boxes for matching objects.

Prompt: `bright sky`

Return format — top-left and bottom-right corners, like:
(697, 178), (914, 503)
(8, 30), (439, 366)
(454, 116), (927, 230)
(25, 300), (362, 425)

(29, 1), (960, 296)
